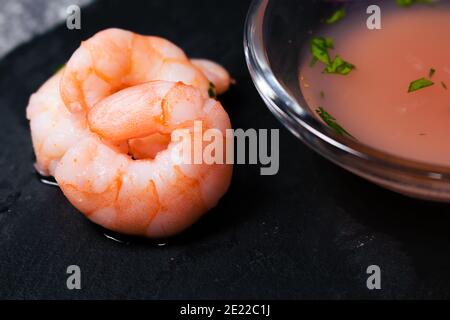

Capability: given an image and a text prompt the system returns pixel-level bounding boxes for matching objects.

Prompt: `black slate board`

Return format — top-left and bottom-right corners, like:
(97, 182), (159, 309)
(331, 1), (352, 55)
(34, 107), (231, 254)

(1, 0), (450, 299)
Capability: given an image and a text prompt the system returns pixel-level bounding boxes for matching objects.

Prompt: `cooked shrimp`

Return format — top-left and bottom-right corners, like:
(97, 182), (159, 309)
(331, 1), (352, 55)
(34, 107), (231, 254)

(27, 69), (129, 176)
(28, 29), (232, 176)
(26, 70), (91, 176)
(55, 81), (232, 237)
(191, 59), (232, 95)
(61, 28), (231, 113)
(128, 133), (172, 160)
(27, 29), (233, 237)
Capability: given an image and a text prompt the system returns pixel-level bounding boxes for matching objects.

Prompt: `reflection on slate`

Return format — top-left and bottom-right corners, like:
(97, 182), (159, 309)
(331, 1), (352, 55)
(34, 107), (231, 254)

(1, 0), (450, 299)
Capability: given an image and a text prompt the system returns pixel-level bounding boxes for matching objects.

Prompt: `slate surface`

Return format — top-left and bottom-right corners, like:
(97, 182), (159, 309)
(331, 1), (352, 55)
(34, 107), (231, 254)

(1, 0), (450, 299)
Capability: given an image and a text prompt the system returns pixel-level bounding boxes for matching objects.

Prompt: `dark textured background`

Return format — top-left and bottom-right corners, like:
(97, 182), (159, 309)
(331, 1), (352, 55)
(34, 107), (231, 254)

(1, 0), (450, 299)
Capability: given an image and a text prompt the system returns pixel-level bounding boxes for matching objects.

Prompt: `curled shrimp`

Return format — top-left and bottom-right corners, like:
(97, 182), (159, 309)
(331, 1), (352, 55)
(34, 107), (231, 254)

(55, 81), (232, 237)
(61, 28), (231, 113)
(26, 70), (91, 176)
(27, 29), (234, 237)
(27, 28), (232, 177)
(26, 69), (127, 176)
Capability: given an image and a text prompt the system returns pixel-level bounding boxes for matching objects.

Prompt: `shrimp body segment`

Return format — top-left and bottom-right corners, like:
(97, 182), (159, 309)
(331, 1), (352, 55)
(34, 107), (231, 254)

(191, 59), (232, 95)
(61, 28), (231, 113)
(26, 70), (92, 176)
(54, 81), (233, 237)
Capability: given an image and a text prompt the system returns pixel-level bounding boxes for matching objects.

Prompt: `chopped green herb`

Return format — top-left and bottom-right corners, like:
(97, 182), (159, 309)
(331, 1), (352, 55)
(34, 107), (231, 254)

(326, 8), (346, 25)
(408, 78), (434, 93)
(310, 37), (334, 65)
(442, 81), (448, 90)
(320, 91), (325, 99)
(208, 82), (216, 98)
(310, 37), (355, 75)
(396, 0), (433, 7)
(316, 107), (353, 137)
(55, 63), (65, 74)
(310, 57), (318, 67)
(323, 56), (355, 75)
(429, 68), (436, 78)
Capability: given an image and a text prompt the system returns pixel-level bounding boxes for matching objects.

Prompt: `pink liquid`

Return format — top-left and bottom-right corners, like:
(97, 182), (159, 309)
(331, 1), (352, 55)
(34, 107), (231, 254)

(300, 5), (450, 166)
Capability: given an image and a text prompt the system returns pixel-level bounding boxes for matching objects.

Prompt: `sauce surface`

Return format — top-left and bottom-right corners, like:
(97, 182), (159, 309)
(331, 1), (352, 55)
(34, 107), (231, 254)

(300, 4), (450, 166)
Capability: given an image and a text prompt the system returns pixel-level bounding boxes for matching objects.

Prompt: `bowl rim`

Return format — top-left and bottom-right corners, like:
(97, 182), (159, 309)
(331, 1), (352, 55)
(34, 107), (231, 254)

(243, 0), (450, 180)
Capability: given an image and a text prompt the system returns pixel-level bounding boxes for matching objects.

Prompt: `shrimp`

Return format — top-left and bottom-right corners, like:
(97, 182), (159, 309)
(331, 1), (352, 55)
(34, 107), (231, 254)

(61, 28), (232, 113)
(27, 29), (233, 237)
(26, 69), (130, 176)
(26, 70), (91, 176)
(191, 59), (232, 95)
(54, 81), (232, 237)
(27, 28), (232, 176)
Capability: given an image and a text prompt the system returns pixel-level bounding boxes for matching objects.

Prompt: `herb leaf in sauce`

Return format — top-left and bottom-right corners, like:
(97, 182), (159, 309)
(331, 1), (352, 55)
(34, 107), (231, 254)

(408, 78), (434, 93)
(326, 8), (346, 24)
(310, 37), (355, 75)
(310, 37), (334, 65)
(397, 0), (433, 7)
(316, 107), (353, 137)
(323, 56), (355, 75)
(429, 68), (436, 78)
(320, 91), (325, 99)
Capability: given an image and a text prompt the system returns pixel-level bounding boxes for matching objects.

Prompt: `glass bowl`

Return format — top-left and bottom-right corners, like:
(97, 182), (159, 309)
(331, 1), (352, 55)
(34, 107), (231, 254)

(244, 0), (450, 202)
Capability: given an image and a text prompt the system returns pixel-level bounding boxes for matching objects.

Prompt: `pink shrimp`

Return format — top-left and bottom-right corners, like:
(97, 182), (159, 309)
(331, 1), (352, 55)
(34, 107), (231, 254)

(26, 69), (91, 176)
(54, 81), (232, 237)
(27, 29), (234, 237)
(60, 28), (231, 113)
(191, 59), (233, 95)
(27, 28), (232, 177)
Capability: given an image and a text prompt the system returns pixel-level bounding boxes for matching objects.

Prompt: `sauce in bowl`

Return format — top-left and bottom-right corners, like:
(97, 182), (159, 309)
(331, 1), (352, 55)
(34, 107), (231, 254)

(300, 2), (450, 166)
